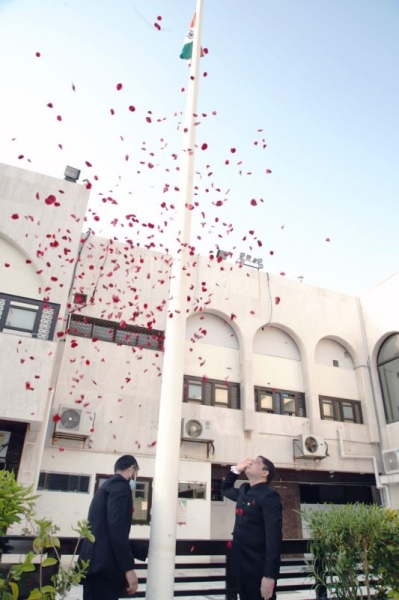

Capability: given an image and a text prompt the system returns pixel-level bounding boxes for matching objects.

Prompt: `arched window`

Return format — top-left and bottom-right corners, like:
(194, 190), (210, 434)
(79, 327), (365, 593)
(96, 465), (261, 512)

(377, 334), (399, 424)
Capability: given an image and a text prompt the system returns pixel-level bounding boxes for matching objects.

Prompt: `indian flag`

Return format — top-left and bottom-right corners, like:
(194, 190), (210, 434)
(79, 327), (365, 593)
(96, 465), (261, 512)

(180, 13), (204, 60)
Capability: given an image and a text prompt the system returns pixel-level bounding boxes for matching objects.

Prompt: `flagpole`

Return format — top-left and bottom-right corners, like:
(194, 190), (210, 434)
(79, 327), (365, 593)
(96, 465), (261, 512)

(145, 1), (204, 599)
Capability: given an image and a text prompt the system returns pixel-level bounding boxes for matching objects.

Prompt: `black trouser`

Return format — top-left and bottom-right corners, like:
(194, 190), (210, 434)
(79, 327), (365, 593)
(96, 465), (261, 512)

(83, 574), (123, 600)
(237, 574), (277, 600)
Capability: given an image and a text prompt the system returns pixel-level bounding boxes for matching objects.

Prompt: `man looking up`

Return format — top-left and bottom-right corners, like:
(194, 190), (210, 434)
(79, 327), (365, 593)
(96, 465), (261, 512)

(79, 455), (140, 599)
(222, 456), (282, 600)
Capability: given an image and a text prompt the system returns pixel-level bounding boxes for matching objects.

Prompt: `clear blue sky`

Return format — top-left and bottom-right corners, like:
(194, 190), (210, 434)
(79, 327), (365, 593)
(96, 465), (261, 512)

(0, 0), (398, 295)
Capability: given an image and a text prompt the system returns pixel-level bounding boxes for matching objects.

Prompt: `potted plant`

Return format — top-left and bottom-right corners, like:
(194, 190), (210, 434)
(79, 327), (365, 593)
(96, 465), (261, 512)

(301, 503), (399, 600)
(0, 469), (94, 600)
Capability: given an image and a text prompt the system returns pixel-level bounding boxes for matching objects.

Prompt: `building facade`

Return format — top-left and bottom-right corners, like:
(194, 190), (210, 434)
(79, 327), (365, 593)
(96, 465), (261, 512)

(1, 163), (399, 543)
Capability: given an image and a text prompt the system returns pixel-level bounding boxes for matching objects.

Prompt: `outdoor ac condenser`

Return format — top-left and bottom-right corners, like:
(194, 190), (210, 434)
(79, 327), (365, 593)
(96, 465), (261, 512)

(382, 448), (399, 474)
(293, 434), (327, 459)
(181, 418), (213, 442)
(55, 405), (94, 439)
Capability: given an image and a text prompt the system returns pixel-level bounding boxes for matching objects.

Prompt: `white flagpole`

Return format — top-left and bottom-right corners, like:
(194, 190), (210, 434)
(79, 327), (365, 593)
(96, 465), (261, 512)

(145, 1), (205, 599)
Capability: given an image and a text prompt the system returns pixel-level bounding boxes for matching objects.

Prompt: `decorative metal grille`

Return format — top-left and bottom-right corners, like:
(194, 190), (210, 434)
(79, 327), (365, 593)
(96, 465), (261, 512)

(69, 313), (164, 351)
(0, 298), (5, 320)
(37, 308), (55, 340)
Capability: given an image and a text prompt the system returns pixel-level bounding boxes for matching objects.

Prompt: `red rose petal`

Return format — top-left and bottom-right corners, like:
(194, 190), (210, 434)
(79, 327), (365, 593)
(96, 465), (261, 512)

(275, 297), (281, 305)
(201, 143), (208, 150)
(129, 105), (136, 112)
(52, 414), (61, 422)
(56, 115), (62, 121)
(45, 195), (56, 205)
(266, 169), (272, 174)
(116, 83), (123, 91)
(35, 52), (41, 57)
(157, 15), (162, 21)
(250, 199), (257, 206)
(325, 237), (330, 242)
(11, 213), (19, 219)
(230, 148), (236, 153)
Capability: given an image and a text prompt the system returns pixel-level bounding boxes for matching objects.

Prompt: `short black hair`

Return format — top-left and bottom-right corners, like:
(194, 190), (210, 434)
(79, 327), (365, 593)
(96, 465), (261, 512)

(114, 455), (139, 473)
(258, 456), (276, 483)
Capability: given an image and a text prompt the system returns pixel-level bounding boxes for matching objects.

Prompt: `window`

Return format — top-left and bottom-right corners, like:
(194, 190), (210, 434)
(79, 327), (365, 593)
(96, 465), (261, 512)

(69, 314), (164, 351)
(183, 376), (240, 409)
(178, 482), (206, 499)
(94, 474), (153, 525)
(333, 360), (339, 367)
(254, 387), (306, 417)
(0, 293), (59, 341)
(300, 484), (373, 505)
(38, 471), (90, 493)
(211, 478), (224, 502)
(377, 333), (399, 424)
(319, 396), (363, 424)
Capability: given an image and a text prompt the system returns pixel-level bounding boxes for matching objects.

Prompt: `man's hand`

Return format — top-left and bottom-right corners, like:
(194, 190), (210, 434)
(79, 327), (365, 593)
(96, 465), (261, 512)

(125, 569), (138, 595)
(236, 457), (252, 473)
(260, 576), (275, 600)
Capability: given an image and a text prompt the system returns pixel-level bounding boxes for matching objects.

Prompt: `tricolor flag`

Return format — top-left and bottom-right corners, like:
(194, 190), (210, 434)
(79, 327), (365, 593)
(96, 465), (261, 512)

(180, 13), (204, 60)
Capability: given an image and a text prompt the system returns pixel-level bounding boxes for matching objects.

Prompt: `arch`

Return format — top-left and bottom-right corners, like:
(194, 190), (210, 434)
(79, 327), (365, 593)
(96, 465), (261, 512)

(315, 337), (355, 371)
(252, 324), (305, 394)
(186, 309), (242, 349)
(376, 333), (399, 424)
(0, 233), (43, 299)
(253, 325), (300, 360)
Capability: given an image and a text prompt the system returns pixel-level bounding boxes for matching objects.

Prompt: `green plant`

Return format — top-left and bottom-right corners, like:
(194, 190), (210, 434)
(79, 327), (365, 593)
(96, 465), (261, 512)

(0, 470), (94, 600)
(301, 503), (399, 600)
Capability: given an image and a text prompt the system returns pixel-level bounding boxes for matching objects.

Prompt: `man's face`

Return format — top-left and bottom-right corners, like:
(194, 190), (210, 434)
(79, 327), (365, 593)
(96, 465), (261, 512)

(245, 457), (268, 481)
(130, 465), (139, 481)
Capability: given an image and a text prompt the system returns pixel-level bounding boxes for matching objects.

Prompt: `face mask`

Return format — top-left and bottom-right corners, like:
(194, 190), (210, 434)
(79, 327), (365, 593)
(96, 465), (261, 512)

(129, 478), (136, 491)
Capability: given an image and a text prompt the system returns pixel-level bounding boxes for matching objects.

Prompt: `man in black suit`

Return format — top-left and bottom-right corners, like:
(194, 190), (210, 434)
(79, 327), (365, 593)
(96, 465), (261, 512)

(79, 455), (140, 599)
(222, 456), (282, 600)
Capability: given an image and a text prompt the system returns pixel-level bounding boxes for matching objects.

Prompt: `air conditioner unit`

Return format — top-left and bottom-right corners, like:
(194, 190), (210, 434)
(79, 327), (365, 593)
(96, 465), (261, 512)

(55, 405), (94, 439)
(0, 431), (11, 463)
(181, 418), (213, 442)
(293, 435), (327, 459)
(382, 448), (399, 474)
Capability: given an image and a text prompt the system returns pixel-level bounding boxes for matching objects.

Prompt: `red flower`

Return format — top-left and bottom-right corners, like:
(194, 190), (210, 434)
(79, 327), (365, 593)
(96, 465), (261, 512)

(236, 508), (243, 516)
(52, 414), (61, 422)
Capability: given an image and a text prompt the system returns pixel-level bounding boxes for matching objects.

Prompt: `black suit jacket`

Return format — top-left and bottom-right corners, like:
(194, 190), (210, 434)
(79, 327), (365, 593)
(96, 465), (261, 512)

(79, 474), (136, 580)
(222, 471), (282, 581)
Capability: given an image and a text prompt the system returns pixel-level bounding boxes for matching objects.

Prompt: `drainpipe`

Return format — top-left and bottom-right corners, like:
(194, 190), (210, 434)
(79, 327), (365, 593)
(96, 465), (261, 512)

(337, 428), (391, 507)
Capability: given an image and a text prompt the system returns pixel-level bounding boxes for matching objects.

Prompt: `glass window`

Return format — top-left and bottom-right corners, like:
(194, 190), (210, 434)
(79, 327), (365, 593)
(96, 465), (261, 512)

(188, 382), (202, 402)
(260, 392), (273, 412)
(38, 472), (90, 493)
(132, 479), (152, 524)
(320, 396), (363, 424)
(215, 385), (228, 405)
(342, 402), (355, 422)
(322, 400), (334, 419)
(378, 358), (399, 424)
(70, 320), (92, 338)
(178, 482), (206, 499)
(378, 333), (399, 364)
(6, 306), (37, 330)
(283, 393), (296, 415)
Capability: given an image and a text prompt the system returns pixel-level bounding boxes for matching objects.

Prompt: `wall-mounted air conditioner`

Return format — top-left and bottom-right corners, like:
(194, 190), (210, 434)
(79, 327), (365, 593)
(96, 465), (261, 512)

(55, 406), (94, 439)
(0, 431), (11, 463)
(294, 435), (327, 459)
(181, 418), (213, 442)
(382, 448), (399, 474)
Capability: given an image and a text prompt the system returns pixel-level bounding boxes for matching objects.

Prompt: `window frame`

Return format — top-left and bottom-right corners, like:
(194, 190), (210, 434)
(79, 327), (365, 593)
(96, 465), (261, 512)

(183, 375), (240, 409)
(69, 313), (164, 351)
(94, 474), (153, 525)
(254, 386), (306, 417)
(0, 293), (59, 341)
(38, 471), (90, 493)
(319, 396), (363, 424)
(377, 333), (399, 424)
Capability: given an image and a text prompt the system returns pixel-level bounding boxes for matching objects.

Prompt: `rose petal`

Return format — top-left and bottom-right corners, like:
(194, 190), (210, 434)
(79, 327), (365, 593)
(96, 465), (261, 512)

(116, 83), (123, 91)
(201, 143), (208, 150)
(275, 297), (281, 305)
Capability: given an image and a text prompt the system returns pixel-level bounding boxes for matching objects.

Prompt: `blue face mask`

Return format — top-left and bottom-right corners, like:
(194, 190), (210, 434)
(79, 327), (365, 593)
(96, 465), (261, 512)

(129, 478), (137, 491)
